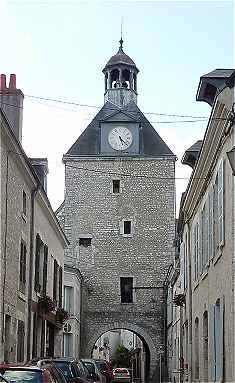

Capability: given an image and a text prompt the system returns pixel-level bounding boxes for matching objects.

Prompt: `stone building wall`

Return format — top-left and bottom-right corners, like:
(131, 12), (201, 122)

(64, 156), (175, 381)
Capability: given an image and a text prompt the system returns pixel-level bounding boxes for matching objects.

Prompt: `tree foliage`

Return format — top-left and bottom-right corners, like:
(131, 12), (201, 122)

(112, 344), (130, 368)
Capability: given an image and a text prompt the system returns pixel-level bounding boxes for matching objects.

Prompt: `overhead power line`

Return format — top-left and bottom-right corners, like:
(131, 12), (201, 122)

(65, 163), (204, 181)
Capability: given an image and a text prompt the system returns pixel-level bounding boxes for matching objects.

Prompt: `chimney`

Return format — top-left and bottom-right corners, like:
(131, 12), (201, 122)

(0, 74), (24, 143)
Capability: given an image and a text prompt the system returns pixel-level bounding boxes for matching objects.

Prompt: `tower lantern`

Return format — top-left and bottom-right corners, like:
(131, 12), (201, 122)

(102, 39), (139, 107)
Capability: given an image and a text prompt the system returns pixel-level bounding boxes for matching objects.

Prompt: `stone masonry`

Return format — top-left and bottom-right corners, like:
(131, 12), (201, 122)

(63, 157), (175, 382)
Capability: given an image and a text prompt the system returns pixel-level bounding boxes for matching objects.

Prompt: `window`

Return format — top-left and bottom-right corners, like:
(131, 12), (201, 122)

(194, 317), (199, 380)
(19, 241), (27, 293)
(42, 245), (48, 294)
(58, 267), (63, 308)
(203, 311), (208, 382)
(193, 223), (199, 280)
(17, 320), (25, 362)
(213, 160), (225, 250)
(63, 333), (73, 357)
(34, 234), (42, 292)
(120, 277), (133, 303)
(22, 190), (26, 216)
(64, 286), (74, 314)
(53, 259), (58, 302)
(79, 238), (91, 247)
(124, 221), (131, 234)
(112, 180), (120, 193)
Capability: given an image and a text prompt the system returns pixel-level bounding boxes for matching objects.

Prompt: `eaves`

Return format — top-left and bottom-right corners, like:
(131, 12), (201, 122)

(182, 96), (230, 221)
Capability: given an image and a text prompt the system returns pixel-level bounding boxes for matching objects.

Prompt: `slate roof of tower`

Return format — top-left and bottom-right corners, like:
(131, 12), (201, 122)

(104, 50), (137, 68)
(64, 101), (175, 158)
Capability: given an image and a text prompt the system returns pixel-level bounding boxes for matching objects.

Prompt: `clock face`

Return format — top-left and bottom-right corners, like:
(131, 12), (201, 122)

(108, 126), (133, 151)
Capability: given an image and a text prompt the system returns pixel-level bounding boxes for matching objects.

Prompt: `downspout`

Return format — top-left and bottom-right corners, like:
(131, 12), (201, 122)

(163, 263), (173, 382)
(27, 186), (39, 360)
(1, 153), (9, 361)
(186, 221), (193, 383)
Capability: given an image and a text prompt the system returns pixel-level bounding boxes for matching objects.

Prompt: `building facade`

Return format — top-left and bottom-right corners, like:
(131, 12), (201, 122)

(0, 74), (67, 362)
(61, 40), (176, 382)
(175, 69), (235, 383)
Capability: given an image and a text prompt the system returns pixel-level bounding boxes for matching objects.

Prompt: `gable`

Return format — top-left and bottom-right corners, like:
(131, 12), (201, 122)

(64, 101), (175, 158)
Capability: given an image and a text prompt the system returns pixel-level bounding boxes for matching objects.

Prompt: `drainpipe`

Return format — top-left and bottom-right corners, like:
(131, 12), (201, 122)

(27, 186), (39, 360)
(1, 153), (10, 361)
(163, 263), (173, 382)
(186, 221), (193, 383)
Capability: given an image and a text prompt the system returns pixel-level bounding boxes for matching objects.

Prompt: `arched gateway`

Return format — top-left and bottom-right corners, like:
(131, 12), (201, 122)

(84, 322), (157, 381)
(61, 40), (176, 383)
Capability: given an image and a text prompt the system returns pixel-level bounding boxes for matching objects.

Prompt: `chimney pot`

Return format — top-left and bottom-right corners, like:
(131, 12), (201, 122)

(0, 74), (7, 90)
(9, 74), (16, 89)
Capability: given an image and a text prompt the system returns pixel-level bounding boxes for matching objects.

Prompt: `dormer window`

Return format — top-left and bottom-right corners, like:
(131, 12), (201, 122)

(79, 238), (91, 247)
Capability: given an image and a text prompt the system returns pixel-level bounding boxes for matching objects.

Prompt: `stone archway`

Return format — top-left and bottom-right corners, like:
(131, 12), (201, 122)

(83, 321), (158, 383)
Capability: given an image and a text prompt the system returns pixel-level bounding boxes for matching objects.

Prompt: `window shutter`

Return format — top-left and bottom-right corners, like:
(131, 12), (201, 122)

(218, 161), (225, 246)
(119, 220), (124, 235)
(209, 186), (214, 259)
(205, 198), (209, 265)
(219, 296), (224, 383)
(42, 245), (48, 294)
(198, 218), (203, 275)
(209, 304), (216, 382)
(34, 234), (41, 291)
(59, 266), (63, 308)
(193, 226), (197, 281)
(180, 242), (185, 290)
(53, 260), (58, 302)
(23, 244), (26, 283)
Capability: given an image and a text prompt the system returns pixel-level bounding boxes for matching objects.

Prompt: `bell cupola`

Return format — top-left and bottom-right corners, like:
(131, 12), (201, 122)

(102, 39), (139, 107)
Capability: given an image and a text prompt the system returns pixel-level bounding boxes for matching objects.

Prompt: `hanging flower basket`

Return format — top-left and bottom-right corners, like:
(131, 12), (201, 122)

(56, 308), (69, 324)
(38, 295), (56, 313)
(173, 293), (185, 306)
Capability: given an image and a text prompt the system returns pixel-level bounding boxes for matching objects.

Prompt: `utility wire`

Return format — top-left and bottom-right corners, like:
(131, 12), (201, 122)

(65, 163), (204, 180)
(1, 100), (229, 124)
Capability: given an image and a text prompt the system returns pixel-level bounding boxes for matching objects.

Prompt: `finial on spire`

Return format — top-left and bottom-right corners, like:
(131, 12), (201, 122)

(119, 17), (124, 51)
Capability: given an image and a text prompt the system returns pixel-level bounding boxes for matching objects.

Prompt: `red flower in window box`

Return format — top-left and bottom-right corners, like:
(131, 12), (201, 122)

(38, 295), (56, 313)
(56, 308), (70, 324)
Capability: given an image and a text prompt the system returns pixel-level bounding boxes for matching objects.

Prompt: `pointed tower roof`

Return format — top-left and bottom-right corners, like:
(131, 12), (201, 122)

(103, 39), (139, 72)
(63, 101), (175, 159)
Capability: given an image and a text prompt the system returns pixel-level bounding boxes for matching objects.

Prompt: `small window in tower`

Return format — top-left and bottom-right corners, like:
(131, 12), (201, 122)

(79, 238), (91, 247)
(120, 277), (133, 303)
(112, 180), (120, 194)
(124, 221), (131, 235)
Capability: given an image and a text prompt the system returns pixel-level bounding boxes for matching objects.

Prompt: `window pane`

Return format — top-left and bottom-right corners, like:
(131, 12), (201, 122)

(120, 277), (133, 303)
(124, 221), (131, 234)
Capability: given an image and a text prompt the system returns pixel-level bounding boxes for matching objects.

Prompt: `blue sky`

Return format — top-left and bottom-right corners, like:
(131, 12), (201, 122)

(1, 1), (234, 211)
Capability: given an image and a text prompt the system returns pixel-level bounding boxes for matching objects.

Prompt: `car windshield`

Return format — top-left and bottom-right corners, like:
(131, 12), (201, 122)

(2, 370), (41, 383)
(114, 369), (129, 374)
(53, 363), (72, 378)
(82, 362), (95, 374)
(95, 362), (106, 371)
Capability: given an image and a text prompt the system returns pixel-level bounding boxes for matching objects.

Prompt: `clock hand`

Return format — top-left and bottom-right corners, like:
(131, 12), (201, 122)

(119, 136), (127, 145)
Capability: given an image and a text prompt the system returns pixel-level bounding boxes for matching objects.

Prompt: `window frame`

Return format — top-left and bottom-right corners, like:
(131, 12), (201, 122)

(120, 276), (134, 304)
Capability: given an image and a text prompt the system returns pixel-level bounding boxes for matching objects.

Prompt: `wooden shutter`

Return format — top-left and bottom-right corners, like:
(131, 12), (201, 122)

(34, 234), (41, 291)
(58, 266), (63, 308)
(42, 245), (48, 294)
(219, 296), (224, 383)
(198, 218), (203, 275)
(53, 259), (58, 302)
(218, 161), (224, 246)
(209, 304), (216, 382)
(193, 226), (197, 281)
(209, 186), (214, 259)
(119, 220), (124, 235)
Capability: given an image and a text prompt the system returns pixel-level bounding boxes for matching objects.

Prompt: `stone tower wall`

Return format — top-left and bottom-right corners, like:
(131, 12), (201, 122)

(64, 156), (175, 382)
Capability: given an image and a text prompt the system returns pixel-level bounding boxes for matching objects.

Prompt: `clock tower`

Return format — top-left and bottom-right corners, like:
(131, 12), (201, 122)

(61, 40), (176, 383)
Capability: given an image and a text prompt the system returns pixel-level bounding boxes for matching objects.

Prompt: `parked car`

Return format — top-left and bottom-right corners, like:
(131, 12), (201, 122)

(0, 373), (10, 383)
(81, 360), (105, 383)
(112, 368), (131, 382)
(0, 363), (67, 383)
(92, 360), (113, 383)
(30, 358), (94, 383)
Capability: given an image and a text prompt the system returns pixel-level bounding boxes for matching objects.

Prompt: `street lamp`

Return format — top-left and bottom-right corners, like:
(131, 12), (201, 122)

(227, 147), (235, 175)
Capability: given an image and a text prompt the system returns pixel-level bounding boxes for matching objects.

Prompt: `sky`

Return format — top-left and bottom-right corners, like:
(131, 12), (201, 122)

(1, 0), (234, 213)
